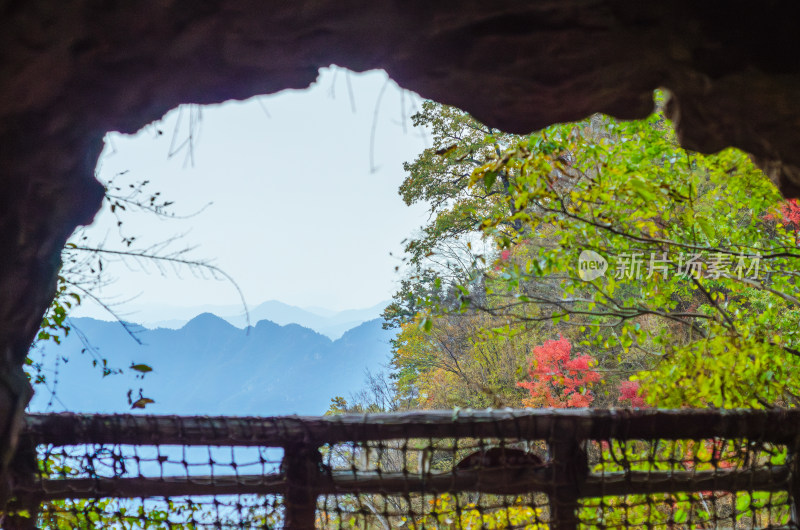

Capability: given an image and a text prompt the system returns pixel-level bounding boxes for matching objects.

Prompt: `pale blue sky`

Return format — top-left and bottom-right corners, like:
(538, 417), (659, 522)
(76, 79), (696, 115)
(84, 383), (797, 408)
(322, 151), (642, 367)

(74, 67), (431, 321)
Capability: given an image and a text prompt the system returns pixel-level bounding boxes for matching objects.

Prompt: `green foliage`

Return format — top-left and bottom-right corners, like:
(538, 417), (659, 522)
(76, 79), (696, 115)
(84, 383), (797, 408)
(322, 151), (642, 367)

(393, 93), (800, 410)
(399, 101), (519, 269)
(577, 439), (792, 528)
(36, 276), (80, 347)
(37, 498), (205, 529)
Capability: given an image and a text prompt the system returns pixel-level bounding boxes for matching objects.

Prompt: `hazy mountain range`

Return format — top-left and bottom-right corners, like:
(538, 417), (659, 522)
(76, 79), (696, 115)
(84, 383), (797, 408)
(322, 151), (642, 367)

(84, 300), (389, 340)
(27, 303), (394, 416)
(220, 300), (389, 339)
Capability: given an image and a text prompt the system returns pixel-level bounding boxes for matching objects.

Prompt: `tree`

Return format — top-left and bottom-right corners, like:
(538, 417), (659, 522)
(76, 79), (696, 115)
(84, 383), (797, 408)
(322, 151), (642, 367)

(398, 101), (521, 269)
(390, 315), (535, 409)
(517, 336), (600, 408)
(383, 102), (524, 329)
(393, 93), (800, 409)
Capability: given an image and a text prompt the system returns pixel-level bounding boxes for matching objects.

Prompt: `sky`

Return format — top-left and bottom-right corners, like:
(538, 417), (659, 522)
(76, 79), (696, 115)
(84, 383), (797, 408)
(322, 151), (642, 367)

(73, 67), (432, 321)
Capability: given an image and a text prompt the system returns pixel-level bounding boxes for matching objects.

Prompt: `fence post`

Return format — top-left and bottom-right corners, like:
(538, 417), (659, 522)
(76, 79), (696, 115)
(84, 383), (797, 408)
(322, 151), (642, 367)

(283, 442), (321, 529)
(549, 429), (587, 530)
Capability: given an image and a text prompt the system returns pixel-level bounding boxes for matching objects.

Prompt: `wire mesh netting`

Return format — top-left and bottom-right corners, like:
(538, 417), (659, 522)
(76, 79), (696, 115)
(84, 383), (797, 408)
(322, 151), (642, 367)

(6, 409), (800, 529)
(580, 438), (793, 529)
(32, 443), (284, 527)
(318, 437), (551, 528)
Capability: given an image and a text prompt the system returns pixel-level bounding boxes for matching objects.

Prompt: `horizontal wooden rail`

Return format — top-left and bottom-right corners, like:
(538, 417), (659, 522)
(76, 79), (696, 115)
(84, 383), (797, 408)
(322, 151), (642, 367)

(331, 467), (792, 498)
(580, 467), (792, 497)
(27, 466), (791, 501)
(35, 474), (285, 500)
(23, 409), (800, 447)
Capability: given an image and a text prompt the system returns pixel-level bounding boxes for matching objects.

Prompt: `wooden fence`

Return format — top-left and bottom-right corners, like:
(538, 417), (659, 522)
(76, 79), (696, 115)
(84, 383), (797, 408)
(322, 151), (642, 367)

(10, 408), (800, 529)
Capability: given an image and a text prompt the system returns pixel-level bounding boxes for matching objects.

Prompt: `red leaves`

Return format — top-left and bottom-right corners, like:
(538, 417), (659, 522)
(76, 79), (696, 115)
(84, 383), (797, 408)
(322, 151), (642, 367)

(494, 248), (512, 271)
(765, 198), (800, 244)
(517, 336), (649, 409)
(517, 336), (600, 408)
(777, 199), (800, 228)
(618, 380), (647, 408)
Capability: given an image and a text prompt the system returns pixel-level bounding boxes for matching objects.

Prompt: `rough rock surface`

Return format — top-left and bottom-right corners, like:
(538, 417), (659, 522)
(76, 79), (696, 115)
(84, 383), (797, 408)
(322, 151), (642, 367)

(1, 0), (800, 475)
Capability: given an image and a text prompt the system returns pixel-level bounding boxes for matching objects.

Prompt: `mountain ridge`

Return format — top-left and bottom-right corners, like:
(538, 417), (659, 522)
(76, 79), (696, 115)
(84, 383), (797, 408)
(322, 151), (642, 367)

(28, 314), (393, 416)
(116, 299), (390, 339)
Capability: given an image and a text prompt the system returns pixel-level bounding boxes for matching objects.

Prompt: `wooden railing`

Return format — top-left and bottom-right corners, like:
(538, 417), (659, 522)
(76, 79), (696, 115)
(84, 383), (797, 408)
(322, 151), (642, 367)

(10, 408), (800, 529)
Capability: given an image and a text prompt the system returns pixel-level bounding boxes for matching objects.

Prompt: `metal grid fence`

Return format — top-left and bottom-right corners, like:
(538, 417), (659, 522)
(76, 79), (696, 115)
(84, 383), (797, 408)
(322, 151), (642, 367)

(7, 409), (800, 529)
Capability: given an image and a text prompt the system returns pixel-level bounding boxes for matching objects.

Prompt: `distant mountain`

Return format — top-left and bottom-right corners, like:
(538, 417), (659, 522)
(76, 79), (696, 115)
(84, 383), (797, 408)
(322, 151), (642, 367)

(221, 300), (389, 339)
(27, 315), (394, 416)
(122, 300), (390, 339)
